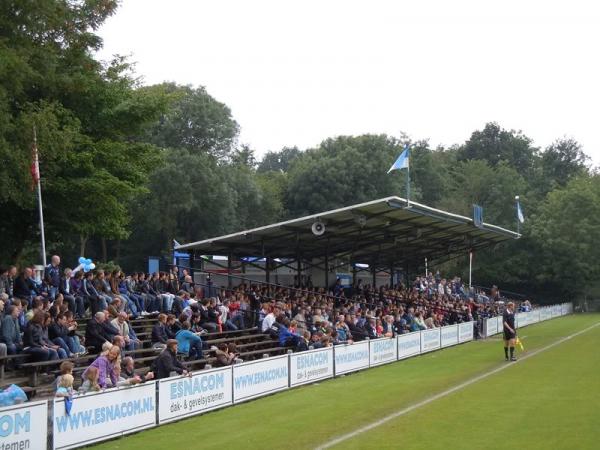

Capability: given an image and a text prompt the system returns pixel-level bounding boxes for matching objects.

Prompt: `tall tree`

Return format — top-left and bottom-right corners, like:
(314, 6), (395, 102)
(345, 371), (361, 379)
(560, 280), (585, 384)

(530, 175), (600, 298)
(0, 0), (167, 264)
(143, 83), (239, 160)
(457, 122), (538, 178)
(258, 146), (301, 173)
(285, 134), (410, 217)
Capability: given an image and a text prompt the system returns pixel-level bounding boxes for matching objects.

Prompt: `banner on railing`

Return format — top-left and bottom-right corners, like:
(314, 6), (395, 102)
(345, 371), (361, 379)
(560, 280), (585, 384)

(0, 400), (47, 450)
(232, 355), (288, 403)
(290, 347), (334, 387)
(397, 331), (421, 360)
(421, 328), (441, 353)
(158, 366), (233, 424)
(334, 341), (369, 375)
(440, 325), (459, 348)
(369, 338), (397, 367)
(53, 382), (156, 450)
(458, 322), (474, 343)
(486, 317), (498, 337)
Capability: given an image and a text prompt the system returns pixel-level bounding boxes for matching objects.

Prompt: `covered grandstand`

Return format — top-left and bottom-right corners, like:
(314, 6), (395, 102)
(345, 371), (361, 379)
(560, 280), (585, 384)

(175, 196), (519, 288)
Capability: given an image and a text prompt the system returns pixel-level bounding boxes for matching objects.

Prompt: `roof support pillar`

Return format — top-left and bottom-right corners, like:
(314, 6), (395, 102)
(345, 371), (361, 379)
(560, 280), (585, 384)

(265, 256), (271, 284)
(371, 265), (376, 289)
(324, 251), (329, 290)
(227, 251), (233, 289)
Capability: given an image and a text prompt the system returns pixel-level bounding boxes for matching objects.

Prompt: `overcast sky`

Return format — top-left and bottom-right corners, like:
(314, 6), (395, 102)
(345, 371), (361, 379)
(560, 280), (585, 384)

(97, 0), (600, 164)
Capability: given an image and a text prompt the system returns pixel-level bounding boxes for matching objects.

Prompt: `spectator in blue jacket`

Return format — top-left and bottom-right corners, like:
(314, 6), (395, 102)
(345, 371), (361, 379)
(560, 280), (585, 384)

(44, 255), (61, 300)
(278, 317), (300, 347)
(175, 321), (204, 360)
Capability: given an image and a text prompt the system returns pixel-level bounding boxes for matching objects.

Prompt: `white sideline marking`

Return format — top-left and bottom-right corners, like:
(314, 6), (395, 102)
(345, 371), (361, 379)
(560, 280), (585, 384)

(315, 321), (600, 450)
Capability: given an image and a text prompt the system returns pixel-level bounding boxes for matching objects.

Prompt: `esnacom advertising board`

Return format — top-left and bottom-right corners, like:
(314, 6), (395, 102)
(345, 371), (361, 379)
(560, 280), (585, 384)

(458, 322), (474, 343)
(440, 325), (459, 348)
(369, 338), (397, 367)
(397, 331), (421, 360)
(0, 400), (47, 450)
(420, 328), (441, 353)
(333, 341), (370, 375)
(289, 347), (334, 387)
(158, 366), (233, 424)
(53, 382), (156, 450)
(232, 354), (289, 403)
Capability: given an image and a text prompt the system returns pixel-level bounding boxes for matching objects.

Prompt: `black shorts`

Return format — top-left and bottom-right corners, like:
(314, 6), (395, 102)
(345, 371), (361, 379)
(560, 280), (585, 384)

(504, 330), (516, 340)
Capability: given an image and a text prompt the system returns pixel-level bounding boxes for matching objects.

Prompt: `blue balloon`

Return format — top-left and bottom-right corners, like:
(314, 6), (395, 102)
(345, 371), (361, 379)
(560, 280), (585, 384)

(85, 258), (92, 265)
(78, 257), (85, 264)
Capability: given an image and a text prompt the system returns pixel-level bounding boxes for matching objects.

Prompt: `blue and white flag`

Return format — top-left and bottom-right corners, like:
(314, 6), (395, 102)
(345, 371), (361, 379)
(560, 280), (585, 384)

(387, 145), (410, 173)
(516, 198), (525, 223)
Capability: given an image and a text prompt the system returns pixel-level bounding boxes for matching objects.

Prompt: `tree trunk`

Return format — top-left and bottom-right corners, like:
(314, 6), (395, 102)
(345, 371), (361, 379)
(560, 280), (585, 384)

(101, 238), (107, 262)
(79, 235), (88, 257)
(115, 239), (121, 264)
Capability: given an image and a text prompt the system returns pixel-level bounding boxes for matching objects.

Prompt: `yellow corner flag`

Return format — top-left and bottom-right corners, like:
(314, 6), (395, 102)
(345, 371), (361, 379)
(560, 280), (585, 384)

(515, 337), (524, 351)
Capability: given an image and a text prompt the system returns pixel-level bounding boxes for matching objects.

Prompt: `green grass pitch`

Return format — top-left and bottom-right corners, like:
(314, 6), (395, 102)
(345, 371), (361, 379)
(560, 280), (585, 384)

(93, 314), (600, 450)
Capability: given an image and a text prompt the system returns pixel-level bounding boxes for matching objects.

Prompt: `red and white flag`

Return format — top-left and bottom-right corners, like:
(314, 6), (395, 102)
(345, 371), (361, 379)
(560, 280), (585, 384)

(30, 139), (40, 189)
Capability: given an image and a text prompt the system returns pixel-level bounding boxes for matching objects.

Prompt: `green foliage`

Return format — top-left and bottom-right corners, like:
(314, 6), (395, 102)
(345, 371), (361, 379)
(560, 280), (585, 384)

(457, 122), (538, 177)
(439, 160), (527, 228)
(285, 135), (409, 216)
(142, 83), (239, 159)
(0, 0), (166, 264)
(531, 176), (600, 298)
(258, 146), (301, 173)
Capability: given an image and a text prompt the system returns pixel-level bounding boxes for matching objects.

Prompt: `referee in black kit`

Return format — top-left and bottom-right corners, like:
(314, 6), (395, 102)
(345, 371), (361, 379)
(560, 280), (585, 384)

(503, 302), (517, 361)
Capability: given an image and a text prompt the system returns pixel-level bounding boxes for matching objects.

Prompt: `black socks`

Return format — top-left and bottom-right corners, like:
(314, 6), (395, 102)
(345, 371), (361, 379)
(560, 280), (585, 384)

(504, 347), (509, 358)
(510, 347), (514, 358)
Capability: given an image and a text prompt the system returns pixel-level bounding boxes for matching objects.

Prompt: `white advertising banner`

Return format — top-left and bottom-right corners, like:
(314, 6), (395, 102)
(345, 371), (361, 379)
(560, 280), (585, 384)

(334, 341), (370, 375)
(458, 322), (474, 343)
(497, 316), (503, 334)
(369, 338), (397, 367)
(397, 331), (422, 360)
(516, 313), (525, 328)
(233, 355), (289, 403)
(0, 400), (47, 450)
(440, 325), (459, 348)
(158, 366), (233, 424)
(420, 328), (441, 353)
(53, 382), (156, 450)
(290, 347), (334, 387)
(486, 317), (498, 337)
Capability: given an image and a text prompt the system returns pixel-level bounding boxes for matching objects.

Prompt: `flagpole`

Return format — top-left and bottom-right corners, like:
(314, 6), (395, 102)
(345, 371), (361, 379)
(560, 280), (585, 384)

(33, 126), (47, 267)
(406, 154), (410, 206)
(515, 195), (520, 235)
(468, 250), (473, 289)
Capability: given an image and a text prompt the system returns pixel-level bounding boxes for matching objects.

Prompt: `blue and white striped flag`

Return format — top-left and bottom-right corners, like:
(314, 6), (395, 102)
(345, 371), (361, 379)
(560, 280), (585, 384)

(516, 197), (525, 223)
(387, 145), (410, 173)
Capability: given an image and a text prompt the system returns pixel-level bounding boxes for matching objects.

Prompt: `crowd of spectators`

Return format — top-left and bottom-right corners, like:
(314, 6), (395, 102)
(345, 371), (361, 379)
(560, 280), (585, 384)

(0, 255), (529, 400)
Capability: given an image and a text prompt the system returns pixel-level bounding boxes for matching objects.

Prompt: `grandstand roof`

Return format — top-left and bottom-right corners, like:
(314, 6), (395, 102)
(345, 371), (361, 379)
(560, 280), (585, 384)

(175, 196), (519, 270)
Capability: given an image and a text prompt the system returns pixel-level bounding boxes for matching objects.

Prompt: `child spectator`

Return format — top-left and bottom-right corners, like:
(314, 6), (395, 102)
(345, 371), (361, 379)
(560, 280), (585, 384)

(56, 374), (74, 397)
(79, 366), (101, 393)
(54, 361), (74, 389)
